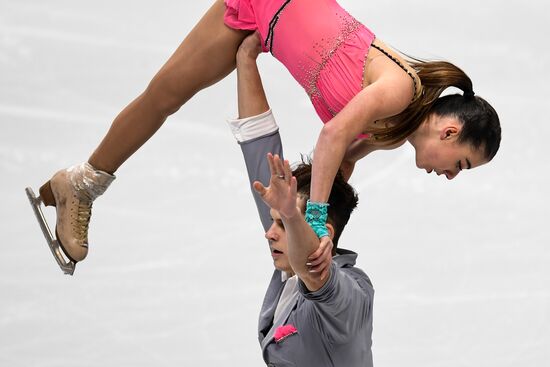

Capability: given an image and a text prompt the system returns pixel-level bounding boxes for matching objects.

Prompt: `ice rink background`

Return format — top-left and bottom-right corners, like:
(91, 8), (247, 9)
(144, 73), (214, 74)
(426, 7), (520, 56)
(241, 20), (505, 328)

(1, 0), (549, 366)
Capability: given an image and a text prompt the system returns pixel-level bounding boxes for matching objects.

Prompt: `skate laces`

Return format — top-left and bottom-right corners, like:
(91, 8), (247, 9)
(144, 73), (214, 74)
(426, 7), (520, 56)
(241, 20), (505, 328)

(65, 162), (115, 243)
(74, 200), (92, 242)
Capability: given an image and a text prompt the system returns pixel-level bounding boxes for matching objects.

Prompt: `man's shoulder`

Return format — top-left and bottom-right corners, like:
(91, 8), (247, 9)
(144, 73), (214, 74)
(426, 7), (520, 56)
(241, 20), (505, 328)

(334, 249), (374, 291)
(340, 265), (373, 291)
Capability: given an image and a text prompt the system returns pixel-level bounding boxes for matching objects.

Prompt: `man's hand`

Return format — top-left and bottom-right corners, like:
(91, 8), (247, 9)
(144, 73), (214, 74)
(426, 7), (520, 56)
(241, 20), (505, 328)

(237, 32), (263, 62)
(253, 153), (298, 219)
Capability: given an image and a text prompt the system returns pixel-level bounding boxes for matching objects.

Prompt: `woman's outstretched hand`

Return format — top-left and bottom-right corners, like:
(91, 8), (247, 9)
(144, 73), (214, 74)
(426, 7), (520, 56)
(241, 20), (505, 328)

(253, 153), (299, 219)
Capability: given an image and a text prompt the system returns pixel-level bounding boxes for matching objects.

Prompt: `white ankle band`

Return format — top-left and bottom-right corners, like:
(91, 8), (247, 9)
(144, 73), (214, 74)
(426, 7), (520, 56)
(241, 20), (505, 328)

(227, 109), (279, 143)
(68, 162), (115, 200)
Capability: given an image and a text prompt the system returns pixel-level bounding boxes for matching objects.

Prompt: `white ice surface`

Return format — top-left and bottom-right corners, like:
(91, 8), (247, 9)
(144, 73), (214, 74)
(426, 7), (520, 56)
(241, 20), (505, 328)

(1, 1), (549, 366)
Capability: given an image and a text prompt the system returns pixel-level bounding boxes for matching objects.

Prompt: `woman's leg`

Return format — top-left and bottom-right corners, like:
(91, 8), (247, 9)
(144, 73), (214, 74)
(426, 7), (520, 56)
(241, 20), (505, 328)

(89, 0), (252, 173)
(36, 0), (252, 269)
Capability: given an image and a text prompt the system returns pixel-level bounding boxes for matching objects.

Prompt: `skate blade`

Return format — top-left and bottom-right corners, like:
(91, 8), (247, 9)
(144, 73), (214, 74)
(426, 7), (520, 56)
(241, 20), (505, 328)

(25, 187), (76, 276)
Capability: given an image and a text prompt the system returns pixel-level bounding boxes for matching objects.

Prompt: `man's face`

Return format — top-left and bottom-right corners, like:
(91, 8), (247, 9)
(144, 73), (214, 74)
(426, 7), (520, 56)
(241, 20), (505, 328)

(264, 198), (303, 275)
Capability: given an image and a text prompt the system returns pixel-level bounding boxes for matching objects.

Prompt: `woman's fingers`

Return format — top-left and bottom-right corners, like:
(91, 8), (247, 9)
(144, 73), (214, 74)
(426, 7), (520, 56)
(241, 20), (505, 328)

(307, 246), (324, 264)
(308, 237), (332, 262)
(307, 237), (333, 277)
(320, 267), (330, 281)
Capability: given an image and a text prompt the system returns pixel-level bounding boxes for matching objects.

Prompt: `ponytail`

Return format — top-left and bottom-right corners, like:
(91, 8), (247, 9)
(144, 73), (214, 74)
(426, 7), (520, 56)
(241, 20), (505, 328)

(366, 59), (475, 145)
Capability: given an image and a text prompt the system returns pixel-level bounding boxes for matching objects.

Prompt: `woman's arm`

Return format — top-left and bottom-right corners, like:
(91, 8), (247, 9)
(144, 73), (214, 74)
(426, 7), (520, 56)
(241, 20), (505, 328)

(340, 135), (408, 181)
(310, 74), (414, 204)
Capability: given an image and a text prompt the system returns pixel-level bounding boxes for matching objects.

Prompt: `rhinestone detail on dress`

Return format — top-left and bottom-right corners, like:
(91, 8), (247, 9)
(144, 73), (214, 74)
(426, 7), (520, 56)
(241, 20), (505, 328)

(266, 2), (369, 120)
(297, 12), (362, 108)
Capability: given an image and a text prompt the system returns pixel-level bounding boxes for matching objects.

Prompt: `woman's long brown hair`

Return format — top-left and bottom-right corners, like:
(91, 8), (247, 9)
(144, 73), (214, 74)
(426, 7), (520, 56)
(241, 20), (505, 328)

(367, 59), (475, 145)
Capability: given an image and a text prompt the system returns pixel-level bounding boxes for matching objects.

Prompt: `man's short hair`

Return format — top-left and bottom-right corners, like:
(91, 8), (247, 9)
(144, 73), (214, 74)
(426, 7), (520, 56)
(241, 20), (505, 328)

(292, 158), (359, 247)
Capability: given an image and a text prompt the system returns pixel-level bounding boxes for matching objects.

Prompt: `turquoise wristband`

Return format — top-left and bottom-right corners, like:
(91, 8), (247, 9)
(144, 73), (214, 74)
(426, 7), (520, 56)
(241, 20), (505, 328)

(305, 200), (329, 238)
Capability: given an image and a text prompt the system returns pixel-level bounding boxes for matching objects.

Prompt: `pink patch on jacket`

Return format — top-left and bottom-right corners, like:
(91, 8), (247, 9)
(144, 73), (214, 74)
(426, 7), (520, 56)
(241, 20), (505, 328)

(274, 324), (298, 343)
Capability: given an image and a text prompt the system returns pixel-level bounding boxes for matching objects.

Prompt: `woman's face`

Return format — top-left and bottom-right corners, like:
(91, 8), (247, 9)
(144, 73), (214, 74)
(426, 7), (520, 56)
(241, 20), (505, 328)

(412, 116), (488, 180)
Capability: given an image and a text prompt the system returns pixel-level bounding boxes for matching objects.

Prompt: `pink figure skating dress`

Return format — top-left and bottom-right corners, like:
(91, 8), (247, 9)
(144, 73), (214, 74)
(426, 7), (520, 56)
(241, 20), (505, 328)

(224, 0), (376, 124)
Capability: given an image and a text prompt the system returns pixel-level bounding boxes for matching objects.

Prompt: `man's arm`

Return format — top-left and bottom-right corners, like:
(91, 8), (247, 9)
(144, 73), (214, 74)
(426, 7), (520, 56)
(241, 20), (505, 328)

(230, 33), (282, 231)
(253, 155), (331, 291)
(238, 120), (282, 232)
(236, 36), (269, 120)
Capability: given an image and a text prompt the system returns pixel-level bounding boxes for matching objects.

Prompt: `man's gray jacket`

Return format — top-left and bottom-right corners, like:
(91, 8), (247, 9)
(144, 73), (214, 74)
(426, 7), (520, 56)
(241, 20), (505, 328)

(239, 128), (375, 367)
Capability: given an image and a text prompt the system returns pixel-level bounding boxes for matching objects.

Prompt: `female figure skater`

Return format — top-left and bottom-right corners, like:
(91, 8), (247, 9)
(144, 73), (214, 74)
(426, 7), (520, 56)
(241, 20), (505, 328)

(28, 0), (501, 273)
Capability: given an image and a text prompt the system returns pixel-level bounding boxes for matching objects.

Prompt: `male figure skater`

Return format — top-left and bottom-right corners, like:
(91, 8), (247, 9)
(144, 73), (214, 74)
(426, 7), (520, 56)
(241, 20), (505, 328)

(227, 33), (375, 367)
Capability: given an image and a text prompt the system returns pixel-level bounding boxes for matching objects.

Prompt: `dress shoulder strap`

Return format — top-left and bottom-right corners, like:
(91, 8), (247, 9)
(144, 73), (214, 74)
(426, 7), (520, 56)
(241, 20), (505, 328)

(370, 43), (420, 101)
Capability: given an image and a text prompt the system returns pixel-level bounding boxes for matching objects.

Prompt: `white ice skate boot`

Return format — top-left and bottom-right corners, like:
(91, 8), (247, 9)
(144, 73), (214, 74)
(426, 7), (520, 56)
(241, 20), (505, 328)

(25, 162), (115, 275)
